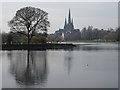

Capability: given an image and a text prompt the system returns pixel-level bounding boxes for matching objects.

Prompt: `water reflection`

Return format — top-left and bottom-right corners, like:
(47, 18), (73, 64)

(74, 44), (119, 51)
(64, 51), (73, 75)
(2, 43), (118, 88)
(7, 50), (48, 87)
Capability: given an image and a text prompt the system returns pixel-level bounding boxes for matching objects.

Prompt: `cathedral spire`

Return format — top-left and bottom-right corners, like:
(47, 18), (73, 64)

(64, 18), (67, 29)
(72, 18), (74, 29)
(68, 8), (71, 24)
(72, 18), (73, 24)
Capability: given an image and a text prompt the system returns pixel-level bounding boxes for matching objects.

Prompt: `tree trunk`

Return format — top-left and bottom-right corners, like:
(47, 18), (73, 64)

(28, 31), (29, 49)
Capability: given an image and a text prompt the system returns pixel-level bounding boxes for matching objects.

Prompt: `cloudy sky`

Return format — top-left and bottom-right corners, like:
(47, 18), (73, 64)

(1, 2), (118, 33)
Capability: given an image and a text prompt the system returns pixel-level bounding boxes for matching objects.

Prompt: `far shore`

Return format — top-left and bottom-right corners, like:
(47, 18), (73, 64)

(63, 40), (119, 44)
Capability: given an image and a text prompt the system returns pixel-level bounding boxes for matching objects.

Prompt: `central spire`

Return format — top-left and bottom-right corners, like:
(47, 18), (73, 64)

(68, 8), (71, 24)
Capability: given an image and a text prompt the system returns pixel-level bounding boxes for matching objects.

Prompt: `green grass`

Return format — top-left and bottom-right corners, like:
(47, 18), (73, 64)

(64, 40), (120, 44)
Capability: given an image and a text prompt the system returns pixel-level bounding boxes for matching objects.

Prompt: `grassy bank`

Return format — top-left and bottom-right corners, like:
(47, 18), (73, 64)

(64, 40), (119, 44)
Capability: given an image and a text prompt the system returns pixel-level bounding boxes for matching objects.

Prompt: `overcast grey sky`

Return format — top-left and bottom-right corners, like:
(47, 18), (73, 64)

(1, 2), (118, 33)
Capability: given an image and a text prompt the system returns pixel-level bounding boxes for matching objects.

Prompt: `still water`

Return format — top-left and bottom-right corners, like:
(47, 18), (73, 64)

(1, 43), (119, 88)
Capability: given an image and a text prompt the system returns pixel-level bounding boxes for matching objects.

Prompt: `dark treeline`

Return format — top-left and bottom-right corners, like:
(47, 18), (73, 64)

(80, 26), (119, 41)
(1, 26), (120, 44)
(1, 31), (47, 44)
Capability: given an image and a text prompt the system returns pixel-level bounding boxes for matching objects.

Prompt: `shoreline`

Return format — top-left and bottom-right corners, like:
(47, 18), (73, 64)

(63, 40), (119, 44)
(1, 43), (76, 50)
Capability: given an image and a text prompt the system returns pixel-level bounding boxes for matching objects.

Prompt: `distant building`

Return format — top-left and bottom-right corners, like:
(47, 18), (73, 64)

(55, 9), (81, 41)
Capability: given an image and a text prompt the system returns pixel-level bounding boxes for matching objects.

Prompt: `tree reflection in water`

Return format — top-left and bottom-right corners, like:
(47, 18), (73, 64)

(7, 50), (48, 87)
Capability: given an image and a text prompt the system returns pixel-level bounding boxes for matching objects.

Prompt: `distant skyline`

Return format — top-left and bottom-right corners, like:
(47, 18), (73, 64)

(1, 2), (118, 34)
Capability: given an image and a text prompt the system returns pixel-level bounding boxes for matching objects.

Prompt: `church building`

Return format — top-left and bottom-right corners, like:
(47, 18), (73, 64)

(55, 9), (81, 41)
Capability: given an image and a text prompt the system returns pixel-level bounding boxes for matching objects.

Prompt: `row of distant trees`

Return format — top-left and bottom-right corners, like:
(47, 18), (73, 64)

(80, 26), (120, 41)
(1, 31), (47, 44)
(1, 26), (120, 44)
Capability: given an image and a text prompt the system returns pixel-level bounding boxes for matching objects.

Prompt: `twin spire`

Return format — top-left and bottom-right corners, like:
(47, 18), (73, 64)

(64, 9), (74, 28)
(68, 9), (71, 23)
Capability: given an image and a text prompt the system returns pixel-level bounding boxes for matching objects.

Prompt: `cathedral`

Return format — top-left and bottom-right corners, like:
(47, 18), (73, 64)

(55, 9), (81, 41)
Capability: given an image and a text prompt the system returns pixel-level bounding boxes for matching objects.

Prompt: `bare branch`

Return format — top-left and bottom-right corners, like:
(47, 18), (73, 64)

(8, 6), (50, 43)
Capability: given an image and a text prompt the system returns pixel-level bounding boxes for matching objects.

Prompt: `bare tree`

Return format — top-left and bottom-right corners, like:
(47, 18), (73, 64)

(8, 6), (50, 45)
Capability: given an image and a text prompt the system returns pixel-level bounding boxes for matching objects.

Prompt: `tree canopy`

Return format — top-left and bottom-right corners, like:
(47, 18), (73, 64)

(8, 6), (50, 44)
